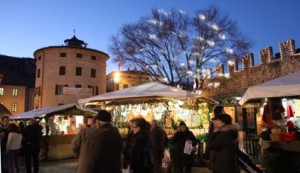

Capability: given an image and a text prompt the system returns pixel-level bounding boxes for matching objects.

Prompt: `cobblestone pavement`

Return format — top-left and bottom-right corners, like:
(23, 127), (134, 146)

(35, 158), (213, 173)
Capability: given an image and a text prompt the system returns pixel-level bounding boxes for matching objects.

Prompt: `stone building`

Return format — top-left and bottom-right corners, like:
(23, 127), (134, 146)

(106, 69), (150, 92)
(33, 35), (109, 108)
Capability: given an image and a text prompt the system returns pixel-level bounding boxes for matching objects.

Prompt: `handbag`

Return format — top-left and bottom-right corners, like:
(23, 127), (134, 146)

(162, 149), (171, 168)
(122, 165), (130, 173)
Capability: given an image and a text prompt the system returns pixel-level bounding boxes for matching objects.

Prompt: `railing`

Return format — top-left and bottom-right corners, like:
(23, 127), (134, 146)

(243, 135), (261, 161)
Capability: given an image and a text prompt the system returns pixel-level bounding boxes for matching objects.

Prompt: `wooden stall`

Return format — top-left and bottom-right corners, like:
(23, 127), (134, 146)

(10, 103), (96, 160)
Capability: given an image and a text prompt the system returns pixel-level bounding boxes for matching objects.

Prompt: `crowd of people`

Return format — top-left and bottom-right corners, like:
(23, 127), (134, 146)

(70, 108), (244, 173)
(0, 106), (259, 173)
(0, 116), (43, 173)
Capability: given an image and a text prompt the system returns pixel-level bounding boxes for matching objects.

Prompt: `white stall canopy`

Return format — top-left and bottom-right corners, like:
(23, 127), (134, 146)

(10, 103), (97, 119)
(239, 71), (300, 105)
(78, 82), (217, 105)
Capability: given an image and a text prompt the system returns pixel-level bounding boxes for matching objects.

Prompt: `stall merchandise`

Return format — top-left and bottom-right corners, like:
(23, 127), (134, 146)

(79, 82), (217, 137)
(9, 103), (96, 160)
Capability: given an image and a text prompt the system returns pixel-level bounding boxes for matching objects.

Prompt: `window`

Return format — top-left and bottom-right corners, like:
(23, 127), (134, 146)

(94, 86), (99, 95)
(59, 66), (66, 75)
(12, 89), (18, 96)
(75, 85), (82, 88)
(0, 88), (4, 96)
(55, 84), (68, 95)
(76, 53), (83, 58)
(89, 86), (98, 95)
(76, 67), (82, 76)
(37, 69), (40, 78)
(11, 103), (17, 112)
(38, 56), (42, 61)
(91, 56), (96, 60)
(91, 69), (96, 78)
(60, 52), (67, 57)
(123, 84), (128, 89)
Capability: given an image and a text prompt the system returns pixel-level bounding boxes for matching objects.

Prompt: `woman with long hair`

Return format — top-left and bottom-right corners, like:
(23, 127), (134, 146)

(129, 117), (154, 173)
(7, 123), (22, 173)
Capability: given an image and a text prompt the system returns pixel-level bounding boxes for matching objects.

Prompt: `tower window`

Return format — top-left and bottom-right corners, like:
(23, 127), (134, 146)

(76, 53), (83, 58)
(76, 67), (82, 76)
(91, 69), (96, 78)
(37, 69), (41, 78)
(59, 66), (66, 75)
(91, 56), (96, 60)
(55, 84), (68, 95)
(60, 53), (67, 57)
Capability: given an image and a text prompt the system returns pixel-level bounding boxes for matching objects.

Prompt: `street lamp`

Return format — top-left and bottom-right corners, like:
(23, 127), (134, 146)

(114, 71), (120, 90)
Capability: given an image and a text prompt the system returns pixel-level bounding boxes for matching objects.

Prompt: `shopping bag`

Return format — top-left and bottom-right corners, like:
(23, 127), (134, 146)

(162, 149), (171, 168)
(122, 165), (130, 173)
(183, 141), (193, 155)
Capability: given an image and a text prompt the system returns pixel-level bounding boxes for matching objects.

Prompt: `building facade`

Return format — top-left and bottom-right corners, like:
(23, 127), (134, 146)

(0, 55), (35, 115)
(106, 69), (150, 92)
(34, 36), (109, 108)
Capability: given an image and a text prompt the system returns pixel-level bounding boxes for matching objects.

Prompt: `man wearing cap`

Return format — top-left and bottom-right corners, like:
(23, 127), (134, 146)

(73, 110), (123, 173)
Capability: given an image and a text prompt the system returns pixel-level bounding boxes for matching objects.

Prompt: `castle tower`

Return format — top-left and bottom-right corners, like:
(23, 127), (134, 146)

(33, 35), (109, 108)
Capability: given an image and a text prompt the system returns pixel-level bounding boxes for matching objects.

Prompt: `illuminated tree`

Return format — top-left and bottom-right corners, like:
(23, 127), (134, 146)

(109, 6), (252, 89)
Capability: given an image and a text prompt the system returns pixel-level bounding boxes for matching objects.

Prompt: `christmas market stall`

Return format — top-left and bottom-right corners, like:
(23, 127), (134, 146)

(9, 103), (97, 160)
(239, 71), (300, 172)
(78, 81), (218, 138)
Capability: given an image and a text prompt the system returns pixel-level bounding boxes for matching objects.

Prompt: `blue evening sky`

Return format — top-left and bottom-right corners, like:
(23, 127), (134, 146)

(0, 0), (299, 74)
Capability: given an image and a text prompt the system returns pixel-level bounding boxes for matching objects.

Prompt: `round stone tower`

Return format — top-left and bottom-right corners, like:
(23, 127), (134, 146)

(33, 35), (109, 108)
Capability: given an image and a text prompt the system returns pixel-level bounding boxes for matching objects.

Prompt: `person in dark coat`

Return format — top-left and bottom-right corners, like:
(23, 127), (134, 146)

(129, 118), (154, 173)
(22, 118), (43, 173)
(73, 110), (123, 173)
(71, 118), (97, 157)
(150, 120), (168, 173)
(172, 121), (197, 173)
(0, 116), (10, 173)
(208, 113), (239, 173)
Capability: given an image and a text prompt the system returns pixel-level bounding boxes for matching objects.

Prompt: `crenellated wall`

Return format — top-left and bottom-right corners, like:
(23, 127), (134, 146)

(202, 39), (300, 98)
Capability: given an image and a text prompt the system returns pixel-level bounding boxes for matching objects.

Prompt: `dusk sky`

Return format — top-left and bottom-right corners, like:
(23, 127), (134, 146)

(1, 0), (299, 74)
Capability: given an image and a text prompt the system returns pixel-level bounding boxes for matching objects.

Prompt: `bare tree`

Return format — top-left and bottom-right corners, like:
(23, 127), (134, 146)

(109, 6), (252, 89)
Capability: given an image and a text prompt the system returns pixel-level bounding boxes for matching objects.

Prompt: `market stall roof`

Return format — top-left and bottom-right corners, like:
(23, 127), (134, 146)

(239, 71), (300, 105)
(78, 81), (218, 105)
(9, 103), (97, 120)
(0, 103), (12, 117)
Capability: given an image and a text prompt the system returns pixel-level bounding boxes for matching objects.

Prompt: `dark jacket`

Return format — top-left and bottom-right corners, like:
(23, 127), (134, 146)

(150, 125), (168, 162)
(172, 129), (197, 167)
(74, 123), (123, 173)
(208, 124), (239, 173)
(130, 131), (154, 173)
(23, 123), (43, 147)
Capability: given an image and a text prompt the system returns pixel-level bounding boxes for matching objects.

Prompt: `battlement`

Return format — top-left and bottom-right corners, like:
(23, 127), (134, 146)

(202, 39), (300, 98)
(209, 39), (300, 77)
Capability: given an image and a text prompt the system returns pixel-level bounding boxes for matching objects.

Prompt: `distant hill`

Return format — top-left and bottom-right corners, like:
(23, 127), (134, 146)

(0, 54), (36, 87)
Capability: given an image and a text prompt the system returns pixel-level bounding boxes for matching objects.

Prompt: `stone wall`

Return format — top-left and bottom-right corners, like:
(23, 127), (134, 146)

(202, 39), (300, 98)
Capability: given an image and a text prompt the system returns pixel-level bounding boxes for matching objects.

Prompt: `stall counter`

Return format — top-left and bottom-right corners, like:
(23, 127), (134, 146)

(40, 134), (76, 160)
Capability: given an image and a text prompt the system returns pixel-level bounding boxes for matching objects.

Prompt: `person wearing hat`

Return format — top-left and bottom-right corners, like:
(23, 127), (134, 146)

(73, 110), (123, 173)
(203, 106), (224, 162)
(208, 113), (239, 173)
(172, 121), (197, 173)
